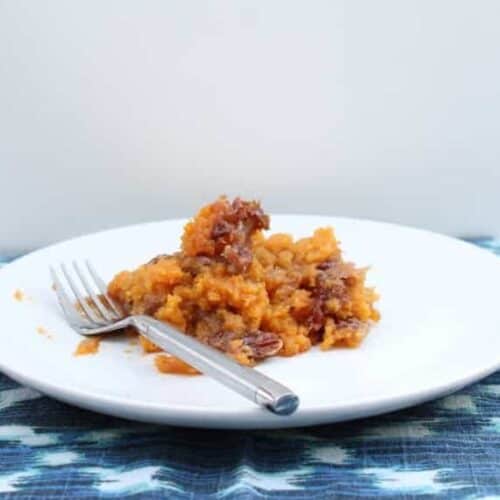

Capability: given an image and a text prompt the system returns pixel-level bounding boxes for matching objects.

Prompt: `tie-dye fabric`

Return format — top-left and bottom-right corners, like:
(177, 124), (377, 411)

(0, 238), (499, 499)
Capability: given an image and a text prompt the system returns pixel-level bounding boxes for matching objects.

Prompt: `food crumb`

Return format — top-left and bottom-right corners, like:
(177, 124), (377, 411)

(75, 337), (101, 356)
(155, 354), (200, 375)
(36, 326), (53, 339)
(13, 289), (25, 301)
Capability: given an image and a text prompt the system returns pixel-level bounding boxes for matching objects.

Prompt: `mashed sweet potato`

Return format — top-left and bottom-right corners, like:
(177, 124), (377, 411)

(108, 197), (379, 373)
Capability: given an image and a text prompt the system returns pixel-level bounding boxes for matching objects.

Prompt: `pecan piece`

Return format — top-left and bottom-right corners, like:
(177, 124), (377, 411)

(210, 197), (270, 273)
(242, 330), (283, 359)
(207, 330), (283, 360)
(140, 293), (167, 315)
(336, 318), (365, 331)
(147, 254), (170, 265)
(206, 330), (234, 351)
(223, 245), (253, 274)
(307, 298), (325, 333)
(180, 255), (213, 275)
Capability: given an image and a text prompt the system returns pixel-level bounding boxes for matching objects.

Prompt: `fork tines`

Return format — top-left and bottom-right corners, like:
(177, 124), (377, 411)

(50, 261), (123, 328)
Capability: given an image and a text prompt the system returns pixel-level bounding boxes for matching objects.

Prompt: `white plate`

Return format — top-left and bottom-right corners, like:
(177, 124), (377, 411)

(0, 216), (499, 429)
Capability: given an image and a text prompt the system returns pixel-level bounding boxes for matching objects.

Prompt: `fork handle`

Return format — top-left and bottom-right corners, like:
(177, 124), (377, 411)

(132, 315), (299, 416)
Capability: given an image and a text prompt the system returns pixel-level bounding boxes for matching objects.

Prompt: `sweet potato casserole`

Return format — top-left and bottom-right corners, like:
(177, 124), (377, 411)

(107, 197), (379, 373)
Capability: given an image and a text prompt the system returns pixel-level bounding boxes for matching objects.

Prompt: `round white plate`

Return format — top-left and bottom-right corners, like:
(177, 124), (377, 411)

(1, 216), (499, 429)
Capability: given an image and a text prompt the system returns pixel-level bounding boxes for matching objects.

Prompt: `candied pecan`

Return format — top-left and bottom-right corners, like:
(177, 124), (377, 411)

(212, 219), (233, 238)
(317, 259), (356, 280)
(300, 261), (357, 334)
(187, 309), (223, 338)
(206, 330), (234, 351)
(242, 331), (283, 359)
(223, 245), (253, 274)
(179, 255), (212, 275)
(317, 261), (333, 271)
(307, 299), (325, 333)
(225, 197), (270, 229)
(207, 330), (282, 360)
(210, 197), (270, 273)
(336, 318), (364, 331)
(141, 293), (167, 315)
(310, 259), (355, 310)
(147, 254), (171, 265)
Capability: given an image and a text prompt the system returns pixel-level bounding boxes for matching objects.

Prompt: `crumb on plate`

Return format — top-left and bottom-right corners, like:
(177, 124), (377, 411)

(155, 354), (200, 375)
(74, 337), (101, 356)
(36, 326), (54, 339)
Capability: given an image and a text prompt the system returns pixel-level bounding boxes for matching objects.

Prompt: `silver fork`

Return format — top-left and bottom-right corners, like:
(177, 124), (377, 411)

(50, 260), (299, 416)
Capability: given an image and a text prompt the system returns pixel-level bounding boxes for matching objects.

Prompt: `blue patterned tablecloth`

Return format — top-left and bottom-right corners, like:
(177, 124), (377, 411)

(0, 239), (499, 499)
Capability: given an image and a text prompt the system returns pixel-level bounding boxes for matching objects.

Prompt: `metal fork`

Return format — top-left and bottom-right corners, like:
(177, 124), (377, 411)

(50, 261), (299, 416)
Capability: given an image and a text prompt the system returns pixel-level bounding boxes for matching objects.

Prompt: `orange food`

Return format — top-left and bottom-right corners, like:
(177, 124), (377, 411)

(155, 354), (200, 375)
(75, 337), (101, 356)
(108, 196), (379, 373)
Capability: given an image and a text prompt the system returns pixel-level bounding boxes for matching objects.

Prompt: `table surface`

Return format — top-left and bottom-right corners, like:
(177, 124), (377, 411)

(0, 238), (499, 499)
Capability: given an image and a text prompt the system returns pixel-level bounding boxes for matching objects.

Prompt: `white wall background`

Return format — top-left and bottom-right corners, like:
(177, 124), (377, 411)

(0, 1), (499, 253)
